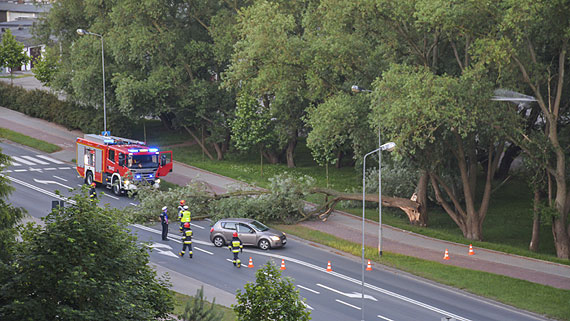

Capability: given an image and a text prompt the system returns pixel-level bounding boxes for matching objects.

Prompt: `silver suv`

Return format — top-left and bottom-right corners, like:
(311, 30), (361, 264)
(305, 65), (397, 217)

(209, 218), (287, 250)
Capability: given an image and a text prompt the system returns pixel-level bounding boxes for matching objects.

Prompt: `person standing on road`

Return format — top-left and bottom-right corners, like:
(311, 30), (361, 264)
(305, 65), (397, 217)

(160, 206), (169, 241)
(179, 222), (193, 258)
(178, 200), (185, 217)
(179, 205), (191, 232)
(89, 182), (97, 200)
(228, 232), (243, 267)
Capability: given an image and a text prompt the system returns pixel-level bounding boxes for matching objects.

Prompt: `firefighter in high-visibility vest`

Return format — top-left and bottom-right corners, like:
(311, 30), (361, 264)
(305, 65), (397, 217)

(89, 182), (97, 200)
(179, 205), (191, 232)
(179, 222), (193, 258)
(228, 232), (243, 267)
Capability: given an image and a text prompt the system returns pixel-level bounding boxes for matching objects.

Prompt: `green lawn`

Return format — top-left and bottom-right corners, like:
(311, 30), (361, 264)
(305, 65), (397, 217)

(0, 127), (61, 153)
(275, 225), (570, 321)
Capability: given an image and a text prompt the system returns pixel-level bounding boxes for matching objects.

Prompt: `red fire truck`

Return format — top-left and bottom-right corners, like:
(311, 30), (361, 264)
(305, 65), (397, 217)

(76, 134), (173, 195)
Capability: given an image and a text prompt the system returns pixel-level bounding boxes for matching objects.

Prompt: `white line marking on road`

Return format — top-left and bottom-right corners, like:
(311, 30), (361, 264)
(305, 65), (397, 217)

(297, 285), (320, 294)
(58, 167), (73, 170)
(53, 175), (68, 181)
(104, 194), (119, 200)
(14, 169), (27, 172)
(11, 156), (37, 165)
(36, 154), (64, 164)
(225, 258), (233, 263)
(239, 251), (471, 321)
(77, 184), (83, 187)
(129, 202), (138, 206)
(301, 301), (314, 310)
(195, 247), (213, 255)
(191, 223), (205, 229)
(2, 175), (75, 204)
(317, 283), (377, 301)
(377, 315), (395, 321)
(10, 162), (21, 166)
(33, 178), (73, 190)
(335, 299), (360, 310)
(45, 168), (56, 171)
(5, 170), (12, 173)
(147, 243), (173, 250)
(29, 168), (43, 172)
(21, 155), (48, 165)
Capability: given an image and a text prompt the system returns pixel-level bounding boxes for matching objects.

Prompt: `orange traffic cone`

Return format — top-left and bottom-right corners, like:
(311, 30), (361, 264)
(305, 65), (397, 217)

(366, 259), (373, 271)
(326, 261), (332, 272)
(248, 257), (254, 268)
(443, 249), (450, 260)
(468, 244), (475, 256)
(280, 259), (286, 270)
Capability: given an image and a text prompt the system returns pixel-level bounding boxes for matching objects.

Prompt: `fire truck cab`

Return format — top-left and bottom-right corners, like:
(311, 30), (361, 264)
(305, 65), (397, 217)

(76, 134), (173, 195)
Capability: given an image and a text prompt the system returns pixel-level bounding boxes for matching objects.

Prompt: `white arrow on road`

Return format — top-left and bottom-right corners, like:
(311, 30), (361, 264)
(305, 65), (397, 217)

(317, 283), (377, 301)
(33, 178), (73, 190)
(145, 242), (179, 258)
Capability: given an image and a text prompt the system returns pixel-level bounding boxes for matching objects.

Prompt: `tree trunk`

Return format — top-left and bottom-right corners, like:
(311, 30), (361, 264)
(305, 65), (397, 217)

(495, 144), (521, 179)
(552, 217), (570, 259)
(416, 171), (429, 226)
(158, 113), (174, 130)
(286, 136), (297, 168)
(529, 189), (540, 252)
(335, 150), (343, 169)
(212, 142), (223, 160)
(183, 126), (214, 160)
(262, 150), (279, 164)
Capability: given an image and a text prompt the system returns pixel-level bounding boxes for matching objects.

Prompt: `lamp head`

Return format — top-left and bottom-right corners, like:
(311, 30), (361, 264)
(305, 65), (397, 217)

(380, 142), (396, 152)
(76, 28), (87, 36)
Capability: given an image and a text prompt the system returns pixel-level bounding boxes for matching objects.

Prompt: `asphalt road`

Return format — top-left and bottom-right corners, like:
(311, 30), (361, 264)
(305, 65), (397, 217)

(1, 141), (551, 321)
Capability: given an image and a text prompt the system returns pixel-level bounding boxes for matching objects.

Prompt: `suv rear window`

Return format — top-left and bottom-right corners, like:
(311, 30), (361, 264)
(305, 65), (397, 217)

(221, 222), (236, 230)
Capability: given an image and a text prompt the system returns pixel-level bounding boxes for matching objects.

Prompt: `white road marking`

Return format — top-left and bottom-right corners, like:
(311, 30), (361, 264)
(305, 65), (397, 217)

(297, 284), (320, 294)
(225, 258), (233, 263)
(45, 168), (56, 171)
(21, 155), (48, 165)
(147, 243), (173, 250)
(301, 301), (314, 310)
(129, 202), (138, 206)
(239, 251), (471, 321)
(104, 194), (119, 200)
(317, 283), (377, 301)
(335, 299), (360, 310)
(36, 154), (64, 164)
(4, 170), (12, 173)
(10, 162), (21, 166)
(377, 315), (395, 321)
(58, 167), (73, 170)
(195, 247), (213, 255)
(53, 175), (68, 181)
(14, 169), (27, 172)
(29, 168), (43, 172)
(33, 178), (73, 190)
(2, 175), (75, 204)
(11, 156), (37, 165)
(191, 223), (205, 229)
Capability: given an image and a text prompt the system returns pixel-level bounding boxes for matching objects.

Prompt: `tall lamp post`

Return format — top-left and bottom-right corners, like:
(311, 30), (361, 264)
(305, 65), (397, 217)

(76, 28), (107, 134)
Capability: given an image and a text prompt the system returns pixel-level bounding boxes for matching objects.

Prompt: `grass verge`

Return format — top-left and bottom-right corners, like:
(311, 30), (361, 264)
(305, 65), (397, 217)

(275, 224), (570, 321)
(0, 127), (61, 153)
(172, 290), (236, 321)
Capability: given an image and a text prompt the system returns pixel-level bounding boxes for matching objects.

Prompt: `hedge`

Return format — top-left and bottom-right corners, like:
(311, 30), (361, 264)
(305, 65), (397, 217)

(0, 82), (133, 136)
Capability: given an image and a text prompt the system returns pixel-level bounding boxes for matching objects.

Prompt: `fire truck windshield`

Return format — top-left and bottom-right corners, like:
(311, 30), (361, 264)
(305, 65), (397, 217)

(129, 154), (159, 169)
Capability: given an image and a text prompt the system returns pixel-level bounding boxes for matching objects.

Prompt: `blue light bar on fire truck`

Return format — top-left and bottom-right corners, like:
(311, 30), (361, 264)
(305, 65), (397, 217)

(128, 148), (160, 154)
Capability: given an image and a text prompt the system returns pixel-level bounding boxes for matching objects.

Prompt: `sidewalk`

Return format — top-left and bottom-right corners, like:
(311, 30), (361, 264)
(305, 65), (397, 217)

(1, 80), (569, 291)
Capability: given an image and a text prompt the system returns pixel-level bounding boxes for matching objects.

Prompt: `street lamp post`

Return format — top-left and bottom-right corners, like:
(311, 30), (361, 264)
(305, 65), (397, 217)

(76, 28), (107, 134)
(360, 141), (395, 320)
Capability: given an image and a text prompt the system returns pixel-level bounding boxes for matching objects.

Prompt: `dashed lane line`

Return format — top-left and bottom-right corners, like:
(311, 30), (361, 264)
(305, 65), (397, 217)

(297, 284), (320, 294)
(104, 194), (120, 200)
(336, 299), (360, 310)
(377, 315), (395, 321)
(53, 176), (68, 181)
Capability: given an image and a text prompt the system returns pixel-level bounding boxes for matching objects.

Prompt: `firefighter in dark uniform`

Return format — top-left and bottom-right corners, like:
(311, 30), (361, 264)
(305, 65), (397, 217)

(179, 222), (193, 258)
(89, 182), (97, 200)
(160, 206), (169, 241)
(228, 232), (243, 267)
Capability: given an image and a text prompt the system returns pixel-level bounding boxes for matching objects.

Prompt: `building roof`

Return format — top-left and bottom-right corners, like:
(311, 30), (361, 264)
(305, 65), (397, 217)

(0, 2), (51, 14)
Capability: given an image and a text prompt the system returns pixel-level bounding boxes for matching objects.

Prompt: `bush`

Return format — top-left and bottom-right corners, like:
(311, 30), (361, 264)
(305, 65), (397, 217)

(0, 83), (133, 136)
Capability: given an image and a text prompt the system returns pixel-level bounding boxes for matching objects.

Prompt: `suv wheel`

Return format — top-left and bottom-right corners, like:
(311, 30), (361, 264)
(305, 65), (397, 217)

(213, 236), (225, 247)
(258, 239), (270, 250)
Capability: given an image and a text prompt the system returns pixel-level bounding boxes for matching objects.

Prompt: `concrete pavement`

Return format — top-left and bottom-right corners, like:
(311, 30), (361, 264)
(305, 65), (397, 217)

(1, 76), (569, 291)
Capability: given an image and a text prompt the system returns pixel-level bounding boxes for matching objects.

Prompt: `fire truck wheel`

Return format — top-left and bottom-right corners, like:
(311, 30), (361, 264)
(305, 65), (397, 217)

(112, 180), (122, 196)
(85, 172), (94, 186)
